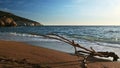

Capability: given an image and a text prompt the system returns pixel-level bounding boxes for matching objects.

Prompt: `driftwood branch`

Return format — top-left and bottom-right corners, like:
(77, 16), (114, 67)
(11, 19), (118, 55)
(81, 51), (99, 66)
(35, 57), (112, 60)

(30, 33), (119, 67)
(31, 33), (119, 61)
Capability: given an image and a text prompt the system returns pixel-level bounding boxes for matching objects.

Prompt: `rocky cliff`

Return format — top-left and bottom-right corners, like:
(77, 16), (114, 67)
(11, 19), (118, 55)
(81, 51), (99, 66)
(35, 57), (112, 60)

(0, 11), (42, 27)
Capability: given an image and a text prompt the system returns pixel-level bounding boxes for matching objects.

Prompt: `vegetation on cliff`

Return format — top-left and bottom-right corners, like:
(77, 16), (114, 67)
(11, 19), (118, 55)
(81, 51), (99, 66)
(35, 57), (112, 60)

(0, 11), (42, 27)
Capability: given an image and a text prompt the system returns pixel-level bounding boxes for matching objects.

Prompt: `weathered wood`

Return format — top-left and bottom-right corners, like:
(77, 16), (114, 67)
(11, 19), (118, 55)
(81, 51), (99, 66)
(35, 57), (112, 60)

(30, 33), (119, 68)
(34, 33), (119, 61)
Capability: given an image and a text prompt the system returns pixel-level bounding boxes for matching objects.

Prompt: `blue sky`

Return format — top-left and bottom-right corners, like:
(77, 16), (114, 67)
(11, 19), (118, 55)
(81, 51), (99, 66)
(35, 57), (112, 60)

(0, 0), (120, 25)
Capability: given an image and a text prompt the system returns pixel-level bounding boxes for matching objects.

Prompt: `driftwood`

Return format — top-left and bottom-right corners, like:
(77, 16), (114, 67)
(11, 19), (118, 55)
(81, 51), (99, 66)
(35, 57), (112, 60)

(31, 33), (119, 68)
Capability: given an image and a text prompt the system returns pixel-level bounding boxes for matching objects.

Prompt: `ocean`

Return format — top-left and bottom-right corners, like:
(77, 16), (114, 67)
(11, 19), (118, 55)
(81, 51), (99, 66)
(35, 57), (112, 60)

(0, 26), (120, 60)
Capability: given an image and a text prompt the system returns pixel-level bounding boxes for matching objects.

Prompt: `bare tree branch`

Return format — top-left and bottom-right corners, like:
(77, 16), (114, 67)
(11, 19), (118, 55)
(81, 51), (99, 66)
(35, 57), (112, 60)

(30, 33), (119, 67)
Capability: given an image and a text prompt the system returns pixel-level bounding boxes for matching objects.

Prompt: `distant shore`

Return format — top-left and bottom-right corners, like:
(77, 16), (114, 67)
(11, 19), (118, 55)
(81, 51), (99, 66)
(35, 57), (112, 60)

(0, 40), (120, 68)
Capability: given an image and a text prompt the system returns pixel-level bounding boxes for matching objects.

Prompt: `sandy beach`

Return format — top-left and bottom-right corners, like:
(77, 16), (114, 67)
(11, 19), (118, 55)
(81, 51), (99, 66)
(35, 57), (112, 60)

(0, 40), (120, 68)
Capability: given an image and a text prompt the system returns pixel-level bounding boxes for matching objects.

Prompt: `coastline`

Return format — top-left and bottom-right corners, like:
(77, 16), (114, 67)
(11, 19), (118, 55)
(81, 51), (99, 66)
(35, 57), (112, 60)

(0, 40), (120, 68)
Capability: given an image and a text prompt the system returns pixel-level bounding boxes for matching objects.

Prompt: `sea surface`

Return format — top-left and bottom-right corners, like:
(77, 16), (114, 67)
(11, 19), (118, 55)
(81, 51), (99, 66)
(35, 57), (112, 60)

(0, 26), (120, 60)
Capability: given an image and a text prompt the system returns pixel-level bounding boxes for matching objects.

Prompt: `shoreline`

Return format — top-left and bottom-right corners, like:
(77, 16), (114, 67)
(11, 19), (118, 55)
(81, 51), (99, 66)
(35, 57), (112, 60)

(0, 40), (120, 68)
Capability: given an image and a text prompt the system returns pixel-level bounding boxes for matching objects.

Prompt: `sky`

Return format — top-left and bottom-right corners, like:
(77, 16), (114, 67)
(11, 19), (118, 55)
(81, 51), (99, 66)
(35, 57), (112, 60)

(0, 0), (120, 25)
